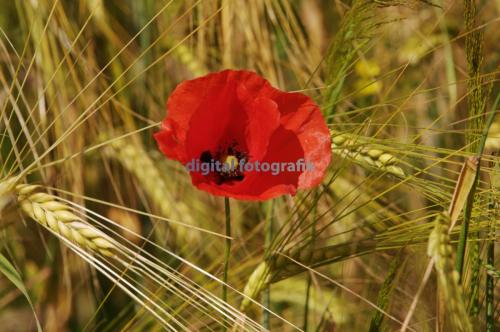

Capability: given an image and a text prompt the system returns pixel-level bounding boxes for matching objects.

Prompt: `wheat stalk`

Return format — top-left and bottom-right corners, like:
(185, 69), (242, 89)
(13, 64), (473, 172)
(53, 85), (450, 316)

(331, 130), (406, 177)
(368, 253), (404, 332)
(241, 240), (376, 311)
(241, 261), (272, 312)
(173, 44), (207, 77)
(15, 183), (116, 257)
(427, 213), (473, 332)
(105, 138), (200, 243)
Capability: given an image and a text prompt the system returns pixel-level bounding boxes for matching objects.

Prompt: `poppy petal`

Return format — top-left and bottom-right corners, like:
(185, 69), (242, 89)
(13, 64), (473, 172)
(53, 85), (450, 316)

(273, 93), (332, 188)
(243, 97), (280, 161)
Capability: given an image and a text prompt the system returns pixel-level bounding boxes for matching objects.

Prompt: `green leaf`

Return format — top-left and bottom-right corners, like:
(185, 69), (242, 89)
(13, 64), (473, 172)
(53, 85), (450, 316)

(0, 252), (42, 332)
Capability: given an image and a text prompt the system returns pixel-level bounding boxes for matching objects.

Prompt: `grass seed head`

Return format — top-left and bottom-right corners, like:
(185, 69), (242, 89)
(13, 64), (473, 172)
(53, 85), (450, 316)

(16, 183), (116, 257)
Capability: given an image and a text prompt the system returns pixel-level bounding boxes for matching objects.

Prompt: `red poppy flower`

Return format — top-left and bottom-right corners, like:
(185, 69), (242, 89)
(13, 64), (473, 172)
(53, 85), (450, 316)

(154, 70), (331, 201)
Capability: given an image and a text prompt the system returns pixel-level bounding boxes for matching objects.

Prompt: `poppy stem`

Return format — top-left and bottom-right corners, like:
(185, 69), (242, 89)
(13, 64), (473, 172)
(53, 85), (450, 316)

(263, 200), (274, 329)
(222, 197), (231, 311)
(303, 190), (319, 331)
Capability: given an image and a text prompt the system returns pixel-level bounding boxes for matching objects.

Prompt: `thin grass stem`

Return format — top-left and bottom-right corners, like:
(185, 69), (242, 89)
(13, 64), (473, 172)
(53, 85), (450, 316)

(222, 196), (231, 330)
(486, 229), (494, 332)
(263, 200), (274, 330)
(456, 94), (499, 280)
(303, 191), (318, 331)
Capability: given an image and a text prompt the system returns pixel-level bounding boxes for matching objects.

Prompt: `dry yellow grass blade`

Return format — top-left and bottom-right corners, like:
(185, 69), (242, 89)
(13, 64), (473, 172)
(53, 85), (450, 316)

(447, 156), (479, 228)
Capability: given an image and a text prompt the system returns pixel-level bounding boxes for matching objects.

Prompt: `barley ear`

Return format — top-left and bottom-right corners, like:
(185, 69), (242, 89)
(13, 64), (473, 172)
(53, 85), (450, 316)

(173, 44), (207, 77)
(105, 138), (200, 243)
(427, 213), (473, 332)
(16, 184), (116, 257)
(240, 261), (272, 312)
(240, 240), (377, 312)
(331, 130), (406, 178)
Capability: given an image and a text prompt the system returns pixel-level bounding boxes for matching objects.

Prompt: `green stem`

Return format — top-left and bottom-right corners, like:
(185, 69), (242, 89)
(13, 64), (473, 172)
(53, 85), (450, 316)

(222, 197), (231, 308)
(303, 191), (319, 331)
(455, 191), (475, 280)
(486, 228), (494, 332)
(455, 94), (499, 280)
(263, 200), (274, 330)
(486, 174), (497, 332)
(303, 274), (313, 331)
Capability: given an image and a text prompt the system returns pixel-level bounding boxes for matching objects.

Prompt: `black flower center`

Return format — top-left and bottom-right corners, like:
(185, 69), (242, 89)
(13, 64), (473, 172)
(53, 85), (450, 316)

(199, 142), (247, 184)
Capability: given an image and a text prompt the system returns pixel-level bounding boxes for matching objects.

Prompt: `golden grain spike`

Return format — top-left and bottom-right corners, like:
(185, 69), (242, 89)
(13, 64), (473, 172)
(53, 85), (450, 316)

(240, 240), (377, 312)
(16, 184), (116, 257)
(330, 130), (406, 177)
(105, 138), (200, 243)
(240, 261), (272, 311)
(427, 213), (473, 332)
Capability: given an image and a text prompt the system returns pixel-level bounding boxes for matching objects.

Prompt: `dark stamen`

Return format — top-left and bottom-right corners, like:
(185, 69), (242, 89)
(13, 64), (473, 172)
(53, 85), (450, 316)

(199, 144), (247, 184)
(200, 150), (212, 163)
